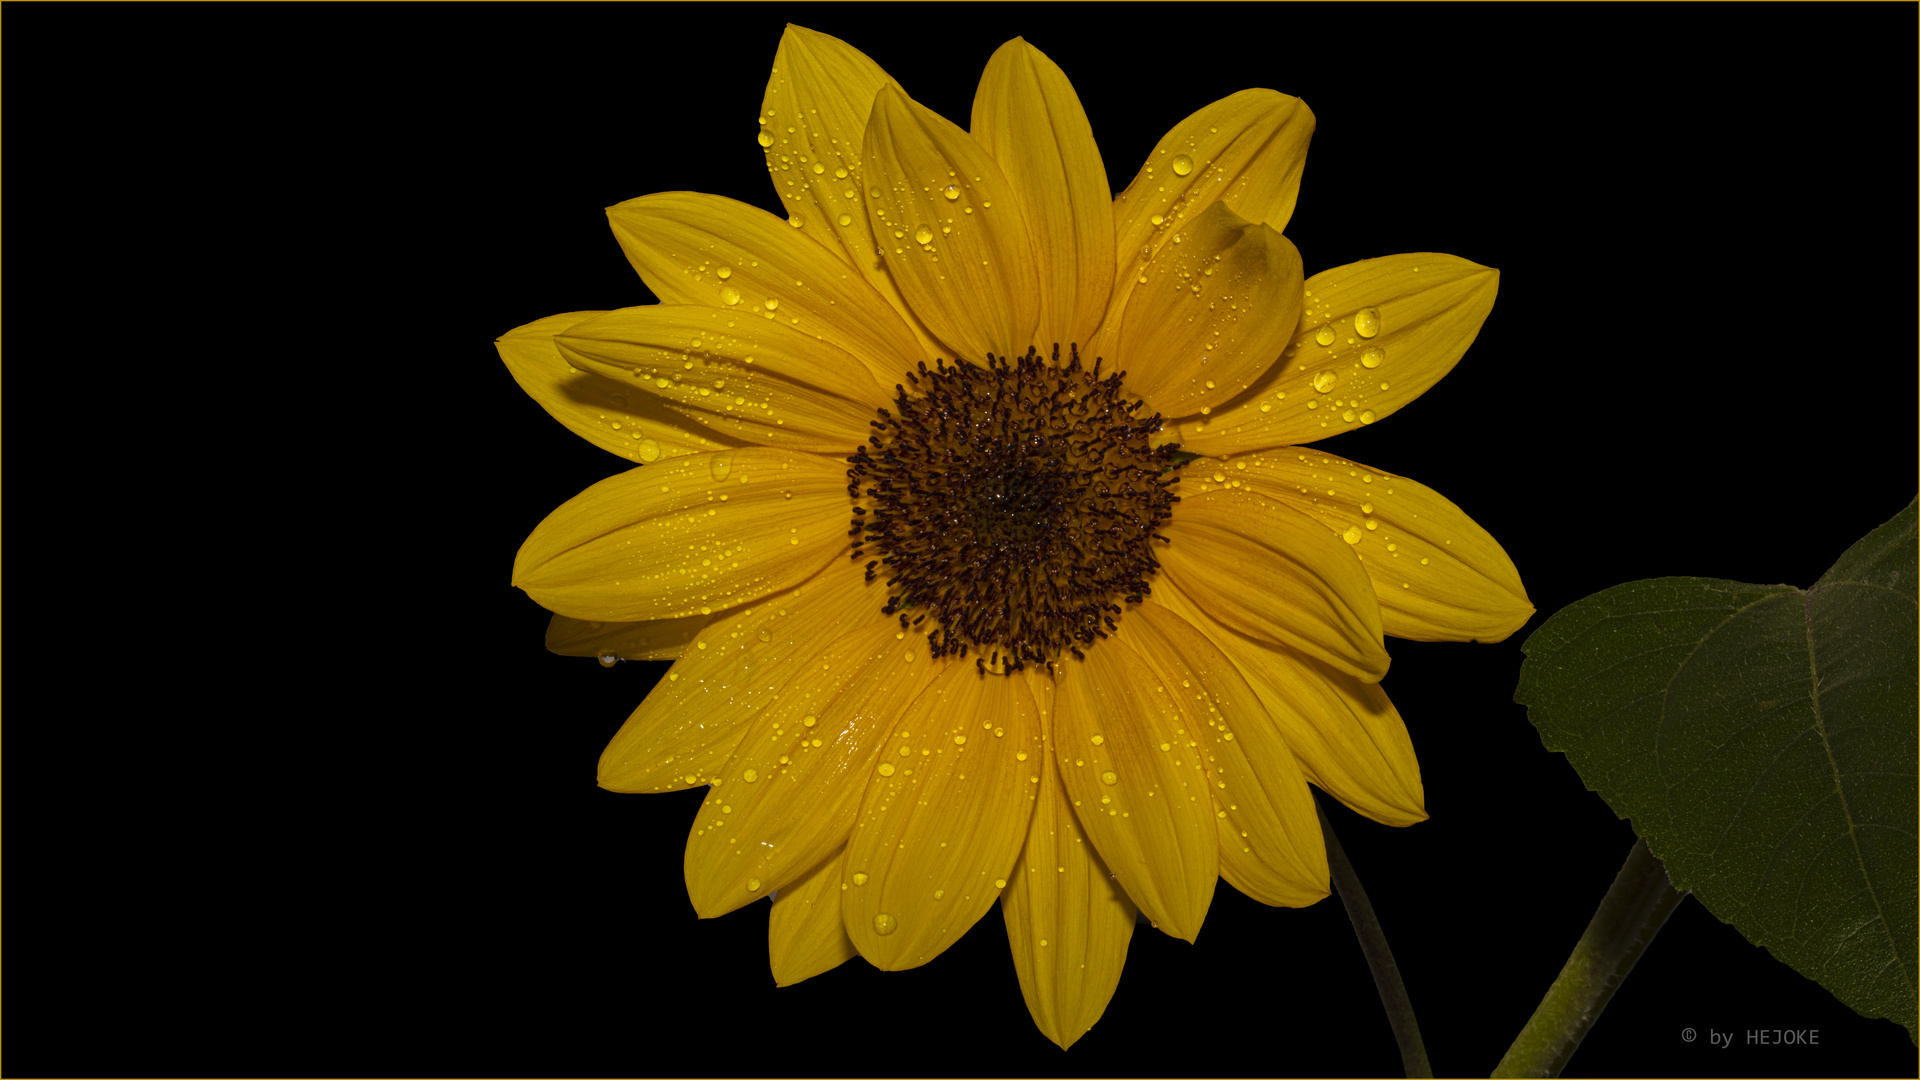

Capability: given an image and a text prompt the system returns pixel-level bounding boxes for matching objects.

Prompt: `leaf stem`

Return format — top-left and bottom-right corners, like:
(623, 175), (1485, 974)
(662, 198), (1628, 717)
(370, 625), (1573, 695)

(1317, 796), (1432, 1078)
(1492, 837), (1687, 1077)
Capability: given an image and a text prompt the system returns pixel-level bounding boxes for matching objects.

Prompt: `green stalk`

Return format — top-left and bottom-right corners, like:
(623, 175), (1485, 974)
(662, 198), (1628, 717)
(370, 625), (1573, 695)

(1492, 837), (1687, 1078)
(1317, 797), (1433, 1078)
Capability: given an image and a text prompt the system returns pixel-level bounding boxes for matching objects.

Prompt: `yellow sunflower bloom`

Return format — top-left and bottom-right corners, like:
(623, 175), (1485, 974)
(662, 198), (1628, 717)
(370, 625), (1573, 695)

(503, 25), (1528, 1050)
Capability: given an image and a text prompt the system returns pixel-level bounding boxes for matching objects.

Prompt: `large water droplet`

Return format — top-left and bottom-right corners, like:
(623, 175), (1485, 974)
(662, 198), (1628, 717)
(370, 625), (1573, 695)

(914, 225), (934, 245)
(837, 213), (852, 226)
(638, 438), (661, 463)
(942, 184), (959, 201)
(1354, 307), (1381, 338)
(716, 266), (733, 280)
(852, 872), (869, 886)
(1361, 346), (1385, 369)
(873, 913), (897, 936)
(746, 877), (762, 892)
(1342, 525), (1363, 545)
(1171, 154), (1194, 176)
(1313, 370), (1338, 393)
(756, 131), (774, 148)
(597, 652), (619, 668)
(719, 285), (741, 306)
(1314, 328), (1336, 347)
(877, 762), (896, 777)
(711, 453), (734, 481)
(1101, 771), (1118, 786)
(1360, 409), (1377, 424)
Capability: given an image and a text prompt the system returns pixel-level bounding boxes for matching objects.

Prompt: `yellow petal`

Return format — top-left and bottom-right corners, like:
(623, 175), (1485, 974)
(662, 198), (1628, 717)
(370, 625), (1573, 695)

(1158, 487), (1389, 682)
(1153, 575), (1426, 828)
(1052, 625), (1217, 942)
(843, 659), (1042, 970)
(757, 25), (946, 360)
(558, 305), (889, 453)
(1101, 89), (1313, 355)
(970, 38), (1114, 352)
(768, 845), (859, 987)
(496, 310), (733, 464)
(511, 448), (849, 622)
(1210, 450), (1532, 642)
(864, 83), (1039, 361)
(596, 557), (885, 793)
(1117, 200), (1303, 417)
(1001, 722), (1136, 1051)
(1174, 254), (1499, 452)
(545, 610), (709, 662)
(681, 620), (942, 918)
(606, 192), (928, 389)
(1126, 603), (1329, 907)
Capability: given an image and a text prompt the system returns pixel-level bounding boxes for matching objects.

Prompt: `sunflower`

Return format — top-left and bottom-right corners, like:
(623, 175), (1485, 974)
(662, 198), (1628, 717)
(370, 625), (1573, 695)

(503, 25), (1528, 1049)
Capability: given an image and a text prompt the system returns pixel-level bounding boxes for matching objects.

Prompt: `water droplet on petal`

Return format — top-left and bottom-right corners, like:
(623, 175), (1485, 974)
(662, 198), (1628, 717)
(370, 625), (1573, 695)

(1361, 346), (1385, 369)
(873, 913), (897, 936)
(719, 285), (741, 306)
(1313, 370), (1338, 393)
(1360, 410), (1377, 424)
(756, 131), (774, 148)
(787, 215), (803, 229)
(597, 652), (619, 668)
(837, 213), (852, 226)
(1354, 307), (1381, 338)
(710, 453), (734, 481)
(716, 266), (733, 280)
(914, 225), (934, 245)
(743, 768), (759, 783)
(942, 184), (959, 201)
(1343, 526), (1363, 544)
(1315, 328), (1336, 347)
(1171, 154), (1194, 176)
(877, 762), (895, 777)
(638, 438), (661, 462)
(1101, 771), (1118, 786)
(852, 872), (869, 886)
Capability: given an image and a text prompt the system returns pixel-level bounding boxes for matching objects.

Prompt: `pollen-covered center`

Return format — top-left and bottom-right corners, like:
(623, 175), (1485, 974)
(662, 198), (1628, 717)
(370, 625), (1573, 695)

(847, 345), (1182, 675)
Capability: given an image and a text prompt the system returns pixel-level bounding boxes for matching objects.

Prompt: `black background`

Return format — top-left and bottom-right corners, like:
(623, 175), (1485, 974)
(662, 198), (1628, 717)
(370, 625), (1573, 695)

(17, 5), (1916, 1079)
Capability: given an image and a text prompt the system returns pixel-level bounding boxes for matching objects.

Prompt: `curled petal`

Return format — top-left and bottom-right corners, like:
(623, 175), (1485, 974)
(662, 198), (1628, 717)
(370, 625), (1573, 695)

(1117, 200), (1303, 417)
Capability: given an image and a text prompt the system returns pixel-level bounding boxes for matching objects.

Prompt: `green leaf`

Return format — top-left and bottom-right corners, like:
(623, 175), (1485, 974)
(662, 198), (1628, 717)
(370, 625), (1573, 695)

(1515, 497), (1919, 1043)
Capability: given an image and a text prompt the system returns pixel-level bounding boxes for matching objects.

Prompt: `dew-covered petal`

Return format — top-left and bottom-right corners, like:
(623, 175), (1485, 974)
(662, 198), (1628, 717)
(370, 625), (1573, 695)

(1117, 200), (1302, 417)
(757, 25), (946, 359)
(864, 83), (1039, 362)
(1206, 450), (1531, 642)
(1125, 602), (1329, 907)
(607, 192), (929, 388)
(970, 38), (1114, 353)
(1173, 254), (1499, 453)
(768, 845), (859, 987)
(1052, 625), (1218, 943)
(843, 658), (1042, 970)
(596, 557), (885, 793)
(681, 620), (942, 919)
(511, 448), (849, 623)
(1152, 574), (1426, 828)
(1001, 730), (1136, 1051)
(558, 305), (889, 453)
(497, 310), (734, 464)
(1100, 89), (1313, 356)
(1158, 487), (1389, 682)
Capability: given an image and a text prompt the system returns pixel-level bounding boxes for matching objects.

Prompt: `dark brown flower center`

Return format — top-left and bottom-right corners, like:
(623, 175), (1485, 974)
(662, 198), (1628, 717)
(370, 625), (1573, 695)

(846, 345), (1182, 675)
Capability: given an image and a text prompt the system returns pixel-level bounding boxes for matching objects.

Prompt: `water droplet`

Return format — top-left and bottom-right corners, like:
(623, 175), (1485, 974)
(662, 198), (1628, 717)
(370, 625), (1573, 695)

(1091, 734), (1105, 745)
(995, 878), (1007, 889)
(1313, 370), (1338, 393)
(787, 215), (803, 228)
(719, 285), (741, 306)
(942, 184), (959, 201)
(1354, 307), (1381, 338)
(837, 213), (852, 226)
(758, 629), (772, 642)
(638, 438), (661, 462)
(763, 297), (779, 311)
(868, 185), (884, 199)
(852, 872), (869, 886)
(716, 266), (733, 280)
(597, 652), (618, 668)
(1360, 502), (1375, 514)
(710, 453), (734, 481)
(802, 715), (817, 727)
(1171, 154), (1194, 176)
(756, 131), (774, 148)
(914, 225), (934, 245)
(835, 167), (849, 179)
(1314, 328), (1336, 347)
(747, 877), (762, 892)
(953, 735), (966, 745)
(743, 768), (759, 783)
(873, 913), (897, 936)
(1361, 346), (1385, 369)
(1342, 409), (1356, 423)
(1360, 409), (1377, 424)
(1101, 771), (1118, 786)
(878, 762), (896, 777)
(1365, 518), (1380, 531)
(1343, 526), (1363, 545)
(811, 163), (825, 175)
